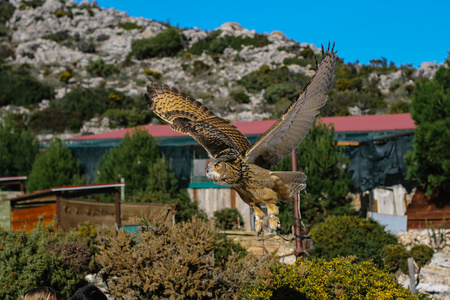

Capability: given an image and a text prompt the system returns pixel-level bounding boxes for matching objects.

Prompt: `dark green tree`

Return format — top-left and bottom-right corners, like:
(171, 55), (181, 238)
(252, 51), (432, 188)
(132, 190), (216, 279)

(405, 57), (450, 195)
(0, 115), (39, 177)
(95, 127), (200, 222)
(26, 138), (84, 192)
(273, 120), (352, 230)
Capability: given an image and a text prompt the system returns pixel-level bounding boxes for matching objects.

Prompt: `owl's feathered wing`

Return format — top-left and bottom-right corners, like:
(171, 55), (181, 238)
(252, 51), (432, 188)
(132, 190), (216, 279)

(145, 83), (252, 158)
(244, 43), (338, 168)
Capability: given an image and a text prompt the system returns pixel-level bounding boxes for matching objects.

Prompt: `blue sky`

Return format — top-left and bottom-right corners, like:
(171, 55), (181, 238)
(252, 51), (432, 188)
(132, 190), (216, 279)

(90, 0), (449, 67)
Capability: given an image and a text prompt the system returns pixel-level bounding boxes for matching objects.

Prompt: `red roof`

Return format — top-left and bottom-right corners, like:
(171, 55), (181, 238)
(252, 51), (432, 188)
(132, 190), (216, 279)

(68, 113), (415, 141)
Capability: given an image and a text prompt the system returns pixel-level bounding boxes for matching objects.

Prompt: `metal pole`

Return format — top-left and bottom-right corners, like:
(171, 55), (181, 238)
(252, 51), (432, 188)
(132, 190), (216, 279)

(291, 150), (304, 257)
(115, 188), (121, 227)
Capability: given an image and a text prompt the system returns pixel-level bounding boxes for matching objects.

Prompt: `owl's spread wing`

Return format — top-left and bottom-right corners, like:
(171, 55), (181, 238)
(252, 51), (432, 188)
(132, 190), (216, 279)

(245, 43), (338, 168)
(145, 83), (252, 158)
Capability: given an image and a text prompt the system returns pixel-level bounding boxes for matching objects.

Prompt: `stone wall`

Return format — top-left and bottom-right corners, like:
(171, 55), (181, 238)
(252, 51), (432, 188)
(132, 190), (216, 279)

(398, 228), (450, 252)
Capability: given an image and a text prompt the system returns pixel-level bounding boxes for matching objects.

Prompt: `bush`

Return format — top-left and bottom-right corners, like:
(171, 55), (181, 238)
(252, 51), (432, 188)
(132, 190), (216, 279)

(95, 217), (274, 299)
(143, 68), (162, 79)
(310, 216), (398, 268)
(0, 223), (89, 299)
(55, 86), (134, 120)
(59, 70), (72, 83)
(29, 107), (82, 133)
(264, 82), (299, 104)
(382, 244), (434, 274)
(231, 90), (250, 104)
(242, 256), (425, 300)
(381, 244), (409, 274)
(192, 59), (210, 76)
(237, 65), (310, 97)
(85, 59), (119, 78)
(103, 108), (153, 128)
(0, 70), (54, 106)
(118, 22), (143, 31)
(130, 27), (183, 59)
(214, 208), (244, 230)
(26, 138), (84, 192)
(410, 244), (434, 269)
(189, 31), (271, 56)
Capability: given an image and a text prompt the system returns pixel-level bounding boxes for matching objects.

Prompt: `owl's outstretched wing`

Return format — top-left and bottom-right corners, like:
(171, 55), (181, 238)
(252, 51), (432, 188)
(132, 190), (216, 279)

(245, 43), (338, 168)
(145, 83), (252, 158)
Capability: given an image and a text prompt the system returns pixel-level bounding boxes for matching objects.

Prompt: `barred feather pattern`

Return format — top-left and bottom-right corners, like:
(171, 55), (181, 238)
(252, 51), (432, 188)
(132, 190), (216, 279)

(145, 83), (252, 157)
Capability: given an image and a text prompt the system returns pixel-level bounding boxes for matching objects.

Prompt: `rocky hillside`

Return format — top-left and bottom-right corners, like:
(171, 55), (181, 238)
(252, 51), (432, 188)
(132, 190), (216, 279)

(0, 0), (443, 143)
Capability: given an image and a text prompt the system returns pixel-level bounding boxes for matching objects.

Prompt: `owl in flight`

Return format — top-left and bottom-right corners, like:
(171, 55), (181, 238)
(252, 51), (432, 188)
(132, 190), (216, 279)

(145, 43), (337, 235)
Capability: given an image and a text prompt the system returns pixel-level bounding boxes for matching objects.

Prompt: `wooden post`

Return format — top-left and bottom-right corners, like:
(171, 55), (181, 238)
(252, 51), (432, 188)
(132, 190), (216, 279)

(291, 151), (304, 257)
(56, 195), (61, 228)
(115, 188), (121, 227)
(408, 257), (416, 295)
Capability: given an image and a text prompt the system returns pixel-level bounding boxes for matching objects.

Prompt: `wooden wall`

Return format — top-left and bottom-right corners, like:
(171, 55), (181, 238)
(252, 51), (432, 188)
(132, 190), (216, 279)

(11, 204), (57, 232)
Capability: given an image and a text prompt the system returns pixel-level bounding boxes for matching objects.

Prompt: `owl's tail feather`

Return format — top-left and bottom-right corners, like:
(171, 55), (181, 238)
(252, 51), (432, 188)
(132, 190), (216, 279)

(271, 171), (307, 196)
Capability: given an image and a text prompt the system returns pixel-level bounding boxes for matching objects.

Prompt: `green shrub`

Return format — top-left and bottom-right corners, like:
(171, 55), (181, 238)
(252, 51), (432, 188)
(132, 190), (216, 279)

(381, 244), (434, 275)
(85, 59), (118, 78)
(103, 108), (153, 127)
(264, 82), (299, 104)
(192, 59), (210, 76)
(231, 90), (250, 104)
(310, 216), (398, 268)
(29, 107), (82, 133)
(410, 244), (434, 269)
(237, 65), (309, 96)
(118, 22), (143, 31)
(189, 31), (271, 56)
(143, 68), (162, 79)
(0, 70), (54, 106)
(55, 86), (134, 120)
(242, 256), (425, 300)
(54, 10), (66, 18)
(214, 208), (244, 230)
(381, 244), (409, 274)
(0, 223), (89, 299)
(389, 101), (411, 114)
(59, 70), (72, 83)
(130, 27), (183, 59)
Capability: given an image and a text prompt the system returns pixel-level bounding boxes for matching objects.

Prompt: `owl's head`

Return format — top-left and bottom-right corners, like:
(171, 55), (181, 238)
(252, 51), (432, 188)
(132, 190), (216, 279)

(206, 159), (232, 185)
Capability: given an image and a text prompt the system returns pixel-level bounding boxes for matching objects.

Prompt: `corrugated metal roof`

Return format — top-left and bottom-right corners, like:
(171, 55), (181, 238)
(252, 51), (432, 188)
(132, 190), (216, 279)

(68, 113), (415, 141)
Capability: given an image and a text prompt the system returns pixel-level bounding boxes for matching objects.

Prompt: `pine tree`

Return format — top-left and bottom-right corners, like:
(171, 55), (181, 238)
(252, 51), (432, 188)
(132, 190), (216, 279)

(26, 138), (84, 192)
(0, 115), (39, 177)
(274, 120), (352, 229)
(95, 127), (200, 222)
(405, 58), (450, 195)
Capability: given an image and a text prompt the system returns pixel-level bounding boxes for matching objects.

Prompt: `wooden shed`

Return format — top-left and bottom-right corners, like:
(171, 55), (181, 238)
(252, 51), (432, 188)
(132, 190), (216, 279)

(4, 183), (175, 232)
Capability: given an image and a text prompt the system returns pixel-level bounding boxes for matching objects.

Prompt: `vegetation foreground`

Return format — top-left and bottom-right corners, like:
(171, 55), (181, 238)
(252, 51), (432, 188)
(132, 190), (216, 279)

(0, 216), (432, 300)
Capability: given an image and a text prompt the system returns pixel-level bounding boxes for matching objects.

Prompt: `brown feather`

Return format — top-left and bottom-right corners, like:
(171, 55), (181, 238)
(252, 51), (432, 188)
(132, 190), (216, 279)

(145, 83), (252, 157)
(245, 44), (338, 168)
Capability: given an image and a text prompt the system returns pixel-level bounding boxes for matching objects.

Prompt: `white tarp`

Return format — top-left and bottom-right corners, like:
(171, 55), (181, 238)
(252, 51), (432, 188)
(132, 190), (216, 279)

(373, 185), (407, 216)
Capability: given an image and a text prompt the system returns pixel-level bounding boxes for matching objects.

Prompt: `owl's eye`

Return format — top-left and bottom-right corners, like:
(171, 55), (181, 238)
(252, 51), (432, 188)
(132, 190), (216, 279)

(215, 163), (221, 170)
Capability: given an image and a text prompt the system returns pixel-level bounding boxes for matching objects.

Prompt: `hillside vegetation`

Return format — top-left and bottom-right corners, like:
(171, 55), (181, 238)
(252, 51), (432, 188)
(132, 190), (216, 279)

(0, 0), (443, 144)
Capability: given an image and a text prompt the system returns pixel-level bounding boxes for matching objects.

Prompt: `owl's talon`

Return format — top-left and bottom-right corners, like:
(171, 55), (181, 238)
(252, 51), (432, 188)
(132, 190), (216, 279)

(268, 216), (281, 231)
